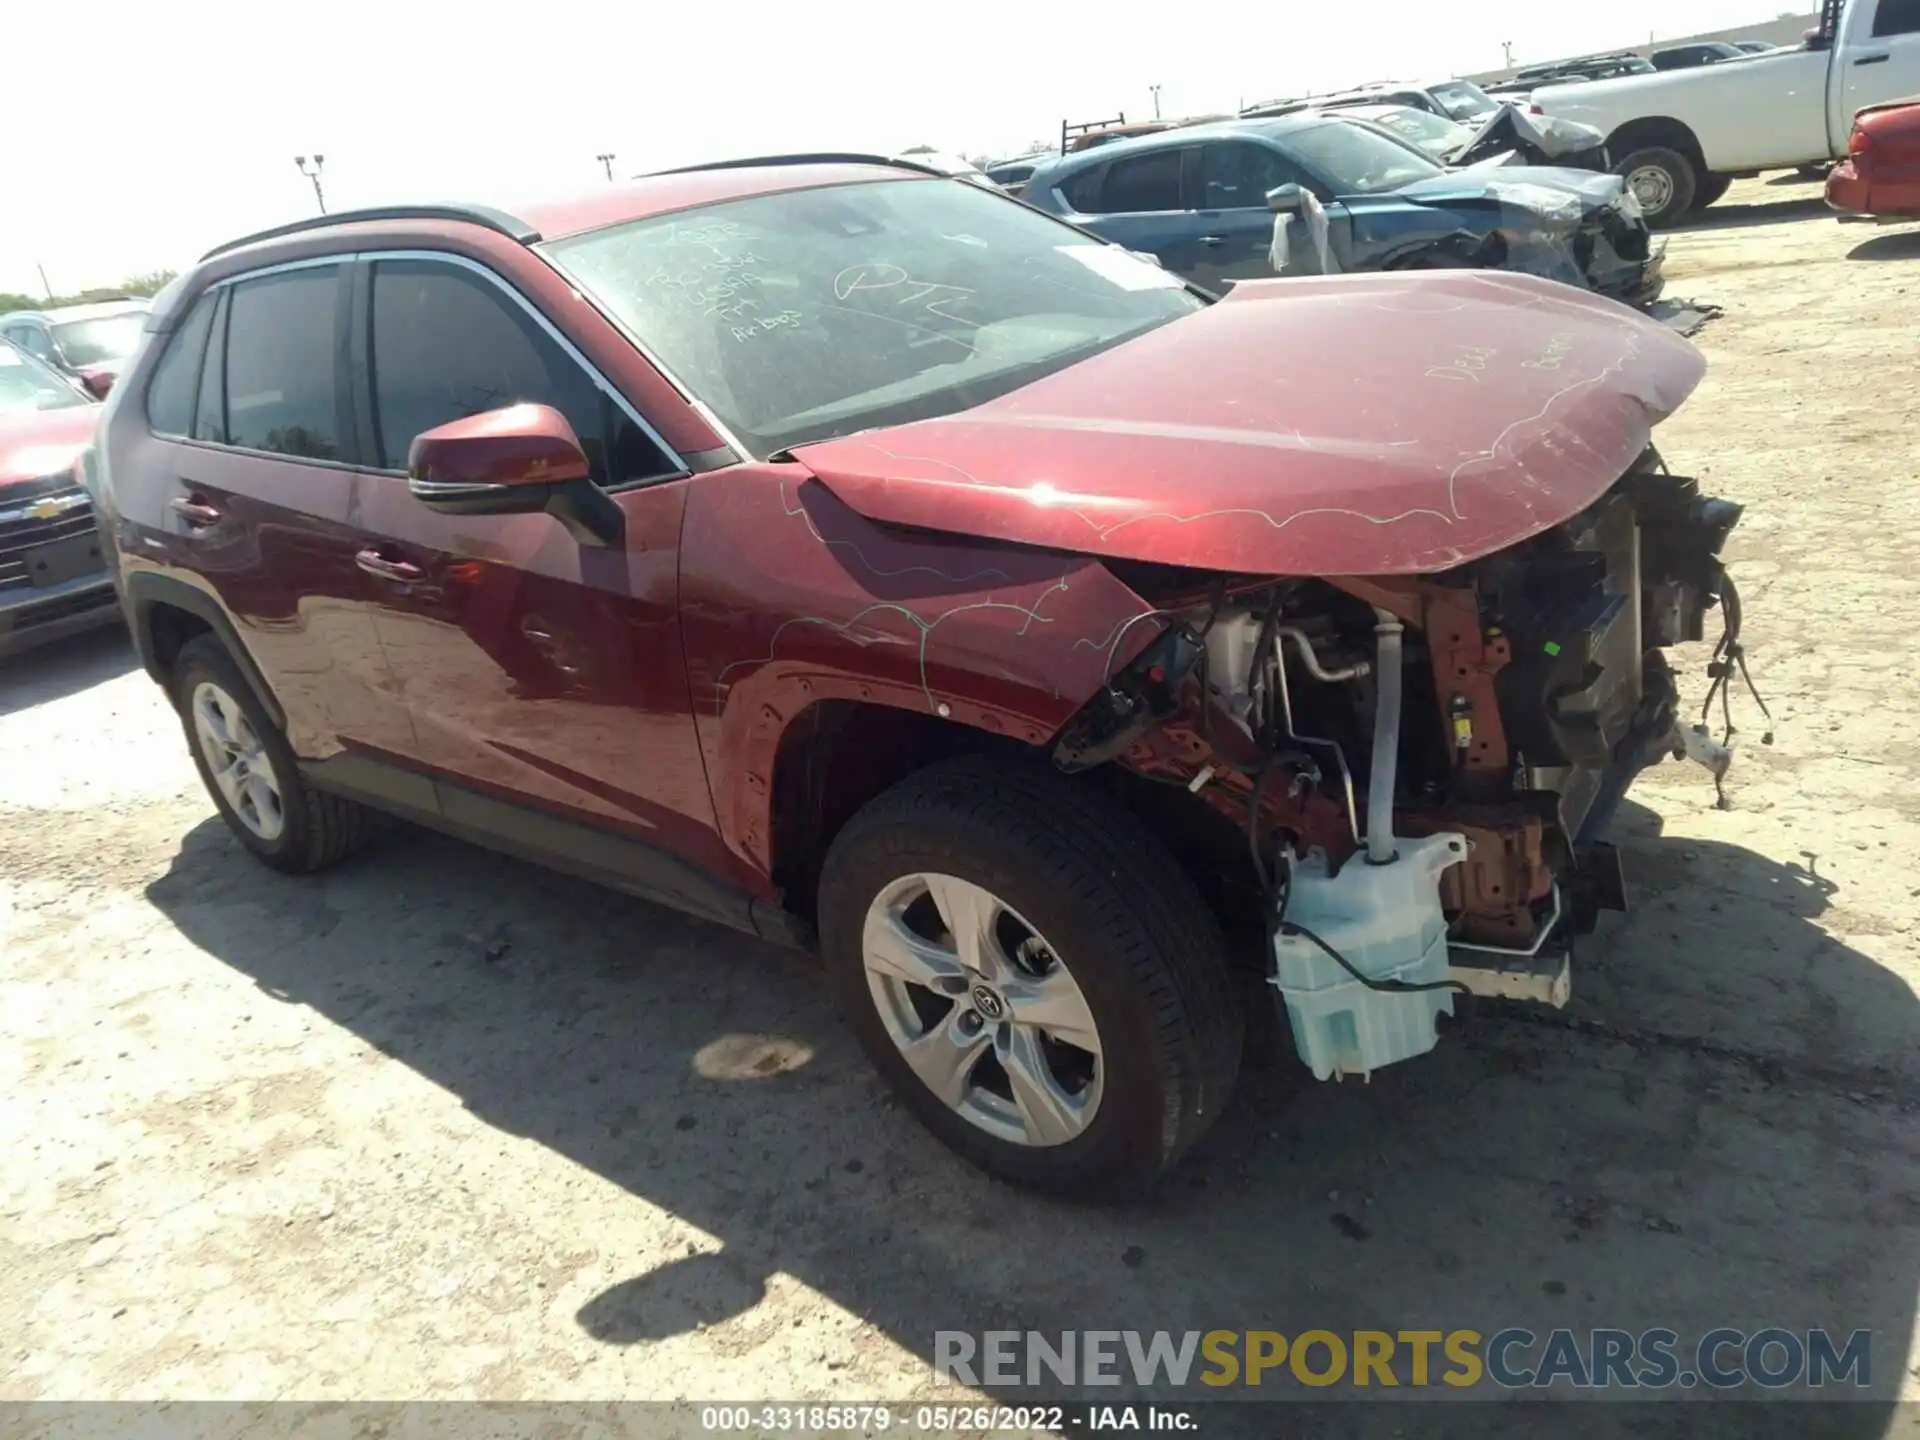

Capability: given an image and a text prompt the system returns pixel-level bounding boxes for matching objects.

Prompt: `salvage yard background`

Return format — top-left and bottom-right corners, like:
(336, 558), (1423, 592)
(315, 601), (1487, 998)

(3, 178), (1918, 1425)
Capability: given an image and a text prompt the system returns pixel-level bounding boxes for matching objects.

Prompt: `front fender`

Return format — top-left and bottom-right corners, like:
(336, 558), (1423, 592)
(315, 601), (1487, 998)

(678, 462), (1160, 879)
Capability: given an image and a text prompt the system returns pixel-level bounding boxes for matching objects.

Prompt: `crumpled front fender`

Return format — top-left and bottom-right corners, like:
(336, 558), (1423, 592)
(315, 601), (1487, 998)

(678, 462), (1162, 883)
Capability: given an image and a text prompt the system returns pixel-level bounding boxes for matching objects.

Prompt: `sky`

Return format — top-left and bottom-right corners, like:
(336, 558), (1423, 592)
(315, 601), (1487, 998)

(4, 0), (1796, 297)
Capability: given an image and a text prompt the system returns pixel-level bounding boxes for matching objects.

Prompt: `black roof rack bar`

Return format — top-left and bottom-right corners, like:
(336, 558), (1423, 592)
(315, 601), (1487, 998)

(652, 152), (947, 180)
(1061, 114), (1128, 152)
(200, 203), (541, 262)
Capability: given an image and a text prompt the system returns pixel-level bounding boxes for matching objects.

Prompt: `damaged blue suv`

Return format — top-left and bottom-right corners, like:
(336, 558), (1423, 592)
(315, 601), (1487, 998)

(1023, 114), (1662, 306)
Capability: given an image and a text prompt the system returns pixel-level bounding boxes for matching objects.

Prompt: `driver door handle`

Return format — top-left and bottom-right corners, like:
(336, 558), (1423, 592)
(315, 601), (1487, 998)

(355, 549), (424, 584)
(170, 496), (222, 528)
(1198, 234), (1228, 245)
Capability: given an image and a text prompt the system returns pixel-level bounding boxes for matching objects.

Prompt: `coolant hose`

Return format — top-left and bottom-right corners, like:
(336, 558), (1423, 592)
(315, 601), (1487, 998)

(1366, 607), (1402, 865)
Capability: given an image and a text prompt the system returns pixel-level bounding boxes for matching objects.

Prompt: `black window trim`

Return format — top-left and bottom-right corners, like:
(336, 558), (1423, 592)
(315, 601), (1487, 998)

(172, 256), (358, 471)
(351, 248), (690, 491)
(195, 288), (231, 446)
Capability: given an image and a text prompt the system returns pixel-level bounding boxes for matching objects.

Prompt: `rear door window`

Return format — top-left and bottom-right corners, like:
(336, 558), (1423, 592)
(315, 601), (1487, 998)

(1096, 148), (1188, 212)
(1873, 0), (1920, 36)
(366, 257), (674, 485)
(221, 266), (346, 461)
(145, 295), (216, 436)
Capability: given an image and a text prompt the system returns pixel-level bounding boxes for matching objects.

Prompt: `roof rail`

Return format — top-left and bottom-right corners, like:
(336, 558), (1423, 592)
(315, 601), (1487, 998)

(652, 152), (948, 179)
(200, 204), (541, 262)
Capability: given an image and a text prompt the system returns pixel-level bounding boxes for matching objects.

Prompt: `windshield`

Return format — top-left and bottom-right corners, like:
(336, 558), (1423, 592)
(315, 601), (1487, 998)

(1287, 120), (1444, 194)
(52, 312), (145, 368)
(546, 178), (1202, 456)
(1363, 107), (1471, 156)
(1428, 81), (1499, 121)
(0, 342), (88, 416)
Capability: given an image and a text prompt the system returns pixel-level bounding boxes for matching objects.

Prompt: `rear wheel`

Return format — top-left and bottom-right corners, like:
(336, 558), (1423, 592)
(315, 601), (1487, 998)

(172, 635), (374, 873)
(1694, 173), (1733, 209)
(818, 757), (1242, 1195)
(1616, 146), (1698, 228)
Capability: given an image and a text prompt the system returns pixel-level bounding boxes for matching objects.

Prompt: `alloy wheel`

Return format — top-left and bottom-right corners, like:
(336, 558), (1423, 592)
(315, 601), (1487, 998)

(861, 872), (1103, 1147)
(190, 681), (285, 842)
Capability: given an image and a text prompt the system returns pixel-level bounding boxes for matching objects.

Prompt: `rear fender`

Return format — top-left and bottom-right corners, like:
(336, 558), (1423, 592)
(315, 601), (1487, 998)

(123, 567), (284, 727)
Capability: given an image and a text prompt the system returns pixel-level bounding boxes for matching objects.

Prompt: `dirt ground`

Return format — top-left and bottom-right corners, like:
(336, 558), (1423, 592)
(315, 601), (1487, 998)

(3, 177), (1919, 1431)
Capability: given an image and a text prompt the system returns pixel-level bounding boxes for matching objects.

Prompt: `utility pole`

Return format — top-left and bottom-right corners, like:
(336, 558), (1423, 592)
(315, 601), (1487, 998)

(596, 152), (617, 181)
(1502, 40), (1514, 68)
(36, 263), (53, 300)
(1149, 84), (1162, 119)
(294, 155), (327, 214)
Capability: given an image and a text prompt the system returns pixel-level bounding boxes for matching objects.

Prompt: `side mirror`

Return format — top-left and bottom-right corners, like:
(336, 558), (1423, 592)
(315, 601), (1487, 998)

(1265, 183), (1306, 214)
(407, 403), (623, 547)
(80, 369), (115, 400)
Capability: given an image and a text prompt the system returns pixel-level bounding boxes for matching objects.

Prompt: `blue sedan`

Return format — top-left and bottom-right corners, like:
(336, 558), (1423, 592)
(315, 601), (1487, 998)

(1021, 115), (1662, 306)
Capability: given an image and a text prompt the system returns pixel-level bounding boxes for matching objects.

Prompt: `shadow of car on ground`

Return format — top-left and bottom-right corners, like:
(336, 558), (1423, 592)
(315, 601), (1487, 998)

(1675, 195), (1833, 233)
(1846, 228), (1920, 261)
(0, 624), (137, 719)
(142, 792), (1915, 1437)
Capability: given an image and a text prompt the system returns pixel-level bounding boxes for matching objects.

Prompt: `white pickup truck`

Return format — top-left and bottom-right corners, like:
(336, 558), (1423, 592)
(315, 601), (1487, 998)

(1530, 0), (1920, 224)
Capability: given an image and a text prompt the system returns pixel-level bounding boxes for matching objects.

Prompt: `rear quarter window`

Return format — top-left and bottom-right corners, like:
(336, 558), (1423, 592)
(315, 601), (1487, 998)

(145, 295), (216, 436)
(1058, 165), (1107, 212)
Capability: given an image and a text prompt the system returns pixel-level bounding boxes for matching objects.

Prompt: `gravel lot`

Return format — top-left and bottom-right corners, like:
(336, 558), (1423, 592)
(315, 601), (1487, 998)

(3, 178), (1918, 1430)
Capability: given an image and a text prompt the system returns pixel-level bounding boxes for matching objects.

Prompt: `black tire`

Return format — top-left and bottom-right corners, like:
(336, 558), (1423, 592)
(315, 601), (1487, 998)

(1614, 145), (1698, 228)
(1694, 173), (1733, 209)
(171, 634), (375, 873)
(818, 756), (1242, 1195)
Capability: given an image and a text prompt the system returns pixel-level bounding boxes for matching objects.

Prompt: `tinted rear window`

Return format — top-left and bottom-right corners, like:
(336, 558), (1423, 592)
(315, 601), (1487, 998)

(222, 268), (343, 460)
(1097, 149), (1186, 212)
(145, 295), (215, 436)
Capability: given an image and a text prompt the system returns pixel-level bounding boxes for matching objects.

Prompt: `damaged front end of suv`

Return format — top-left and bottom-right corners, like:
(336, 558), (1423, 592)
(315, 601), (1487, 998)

(790, 266), (1750, 1085)
(1050, 456), (1747, 1077)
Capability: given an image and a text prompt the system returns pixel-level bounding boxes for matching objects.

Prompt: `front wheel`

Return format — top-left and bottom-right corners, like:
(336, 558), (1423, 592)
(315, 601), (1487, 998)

(1615, 146), (1698, 228)
(818, 758), (1242, 1195)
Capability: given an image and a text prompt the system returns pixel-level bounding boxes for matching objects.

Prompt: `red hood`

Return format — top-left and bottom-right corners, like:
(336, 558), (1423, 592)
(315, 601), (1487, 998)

(0, 405), (99, 488)
(791, 271), (1705, 576)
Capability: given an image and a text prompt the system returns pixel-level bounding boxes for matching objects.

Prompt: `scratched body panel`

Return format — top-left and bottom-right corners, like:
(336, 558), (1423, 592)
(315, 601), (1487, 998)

(678, 463), (1156, 877)
(792, 270), (1706, 577)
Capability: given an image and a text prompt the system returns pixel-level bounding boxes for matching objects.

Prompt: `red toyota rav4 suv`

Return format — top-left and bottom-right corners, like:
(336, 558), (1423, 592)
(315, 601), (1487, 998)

(90, 155), (1749, 1192)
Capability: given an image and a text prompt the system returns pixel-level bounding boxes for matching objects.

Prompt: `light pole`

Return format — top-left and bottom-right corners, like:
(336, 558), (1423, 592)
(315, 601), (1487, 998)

(1149, 84), (1162, 119)
(1502, 40), (1514, 68)
(597, 152), (617, 181)
(294, 155), (327, 214)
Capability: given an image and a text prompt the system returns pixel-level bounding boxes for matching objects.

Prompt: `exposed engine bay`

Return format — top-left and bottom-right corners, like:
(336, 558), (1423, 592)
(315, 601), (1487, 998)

(1054, 449), (1757, 1078)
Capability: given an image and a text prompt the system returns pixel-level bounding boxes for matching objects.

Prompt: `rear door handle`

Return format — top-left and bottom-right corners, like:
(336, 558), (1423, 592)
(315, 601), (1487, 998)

(1198, 234), (1228, 245)
(1855, 51), (1890, 64)
(355, 549), (424, 583)
(170, 496), (222, 527)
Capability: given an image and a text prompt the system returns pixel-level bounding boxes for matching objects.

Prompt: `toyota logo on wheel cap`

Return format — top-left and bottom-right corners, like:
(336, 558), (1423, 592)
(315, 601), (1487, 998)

(972, 986), (1006, 1020)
